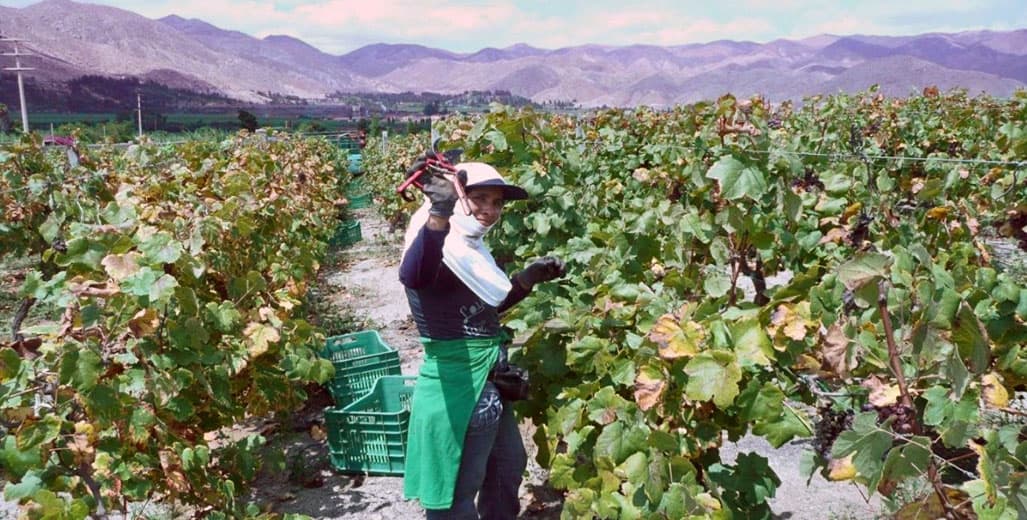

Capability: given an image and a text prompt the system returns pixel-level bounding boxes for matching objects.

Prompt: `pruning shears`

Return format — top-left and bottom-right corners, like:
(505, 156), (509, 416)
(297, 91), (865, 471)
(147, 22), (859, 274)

(396, 137), (471, 214)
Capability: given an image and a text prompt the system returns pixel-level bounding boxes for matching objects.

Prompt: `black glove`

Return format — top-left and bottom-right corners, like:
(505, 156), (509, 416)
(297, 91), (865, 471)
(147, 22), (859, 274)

(515, 256), (566, 289)
(405, 155), (462, 218)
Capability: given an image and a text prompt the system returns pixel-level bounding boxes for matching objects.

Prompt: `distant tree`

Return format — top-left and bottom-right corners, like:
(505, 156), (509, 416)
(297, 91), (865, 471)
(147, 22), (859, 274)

(238, 110), (259, 132)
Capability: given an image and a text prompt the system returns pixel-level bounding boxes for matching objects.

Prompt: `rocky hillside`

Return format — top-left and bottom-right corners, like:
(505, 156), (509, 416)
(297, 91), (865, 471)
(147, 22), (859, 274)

(1, 0), (1025, 107)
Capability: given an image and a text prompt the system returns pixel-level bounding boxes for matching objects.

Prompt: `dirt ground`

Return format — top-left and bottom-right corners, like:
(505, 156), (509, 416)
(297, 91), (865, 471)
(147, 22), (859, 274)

(245, 206), (882, 520)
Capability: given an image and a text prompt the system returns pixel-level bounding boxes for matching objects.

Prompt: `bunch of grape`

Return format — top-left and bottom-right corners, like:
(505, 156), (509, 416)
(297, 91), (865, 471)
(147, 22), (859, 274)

(812, 405), (855, 459)
(864, 403), (917, 434)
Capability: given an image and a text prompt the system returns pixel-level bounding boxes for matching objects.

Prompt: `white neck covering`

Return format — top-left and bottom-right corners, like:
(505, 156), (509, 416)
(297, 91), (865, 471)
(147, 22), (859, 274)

(403, 199), (512, 307)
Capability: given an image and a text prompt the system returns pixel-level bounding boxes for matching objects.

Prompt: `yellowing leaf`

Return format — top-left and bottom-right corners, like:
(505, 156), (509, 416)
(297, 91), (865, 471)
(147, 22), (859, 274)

(795, 354), (822, 372)
(982, 372), (1010, 408)
(101, 253), (142, 281)
(769, 304), (808, 342)
(819, 227), (848, 245)
(649, 314), (704, 359)
(827, 454), (857, 481)
(862, 375), (901, 407)
(128, 308), (159, 339)
(821, 322), (851, 377)
(244, 322), (280, 358)
(841, 202), (863, 224)
(694, 493), (722, 511)
(926, 206), (950, 220)
(633, 367), (666, 412)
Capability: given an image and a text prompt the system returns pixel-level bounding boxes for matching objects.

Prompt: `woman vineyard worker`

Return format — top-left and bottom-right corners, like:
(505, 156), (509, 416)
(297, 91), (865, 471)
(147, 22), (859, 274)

(399, 160), (565, 519)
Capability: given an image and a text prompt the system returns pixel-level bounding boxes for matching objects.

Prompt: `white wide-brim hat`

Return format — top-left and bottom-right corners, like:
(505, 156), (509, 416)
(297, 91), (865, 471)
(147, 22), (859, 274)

(456, 162), (529, 200)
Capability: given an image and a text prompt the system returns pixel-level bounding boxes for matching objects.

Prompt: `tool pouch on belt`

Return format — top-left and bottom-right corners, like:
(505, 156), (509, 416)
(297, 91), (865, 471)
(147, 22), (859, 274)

(489, 365), (529, 401)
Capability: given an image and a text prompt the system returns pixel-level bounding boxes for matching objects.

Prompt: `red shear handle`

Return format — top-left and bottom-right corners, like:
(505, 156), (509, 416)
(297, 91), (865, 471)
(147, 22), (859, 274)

(395, 153), (470, 214)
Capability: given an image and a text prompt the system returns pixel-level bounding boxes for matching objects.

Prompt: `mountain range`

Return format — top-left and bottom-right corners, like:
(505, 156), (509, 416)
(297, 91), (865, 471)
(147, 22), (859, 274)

(2, 0), (1026, 108)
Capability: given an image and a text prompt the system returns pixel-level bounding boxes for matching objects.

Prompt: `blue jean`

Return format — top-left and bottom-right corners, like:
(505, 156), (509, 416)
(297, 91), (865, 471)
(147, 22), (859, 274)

(425, 382), (527, 520)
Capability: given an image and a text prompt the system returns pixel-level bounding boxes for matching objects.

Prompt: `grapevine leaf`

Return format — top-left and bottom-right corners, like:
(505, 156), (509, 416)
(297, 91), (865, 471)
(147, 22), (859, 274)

(633, 365), (666, 412)
(17, 415), (62, 451)
(3, 471), (43, 502)
(820, 321), (852, 377)
(0, 347), (22, 380)
(101, 252), (142, 281)
(567, 336), (608, 369)
(737, 381), (784, 423)
(0, 436), (42, 481)
(129, 407), (156, 444)
(836, 253), (892, 291)
(594, 421), (648, 465)
(880, 437), (931, 492)
(951, 302), (990, 374)
(730, 318), (774, 366)
(982, 373), (1010, 408)
(62, 348), (102, 393)
(38, 213), (63, 244)
(706, 156), (767, 200)
(684, 351), (741, 408)
(121, 267), (160, 297)
(614, 451), (648, 486)
(649, 314), (703, 360)
(244, 322), (280, 358)
(703, 270), (732, 298)
(752, 409), (812, 447)
(862, 375), (901, 407)
(831, 412), (891, 485)
(138, 231), (183, 265)
(205, 301), (242, 332)
(149, 274), (178, 304)
(827, 454), (857, 481)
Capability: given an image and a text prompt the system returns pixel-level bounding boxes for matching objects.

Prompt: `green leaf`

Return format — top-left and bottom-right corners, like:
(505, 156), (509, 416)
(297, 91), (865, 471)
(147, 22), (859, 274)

(703, 270), (732, 298)
(0, 347), (22, 380)
(0, 436), (42, 480)
(837, 253), (892, 291)
(121, 266), (160, 297)
(63, 347), (102, 392)
(17, 415), (62, 450)
(614, 451), (648, 486)
(706, 156), (768, 200)
(205, 301), (242, 332)
(4, 471), (43, 502)
(684, 351), (742, 408)
(951, 302), (990, 374)
(149, 274), (179, 303)
(730, 318), (774, 366)
(753, 408), (812, 447)
(831, 412), (894, 484)
(594, 421), (648, 465)
(485, 129), (508, 151)
(129, 407), (156, 444)
(39, 213), (64, 244)
(138, 231), (183, 264)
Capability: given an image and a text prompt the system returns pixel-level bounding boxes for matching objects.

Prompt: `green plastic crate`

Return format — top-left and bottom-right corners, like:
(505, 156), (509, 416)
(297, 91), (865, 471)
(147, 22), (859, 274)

(345, 179), (372, 209)
(330, 220), (362, 247)
(347, 192), (372, 209)
(321, 330), (400, 403)
(326, 376), (416, 475)
(347, 153), (363, 175)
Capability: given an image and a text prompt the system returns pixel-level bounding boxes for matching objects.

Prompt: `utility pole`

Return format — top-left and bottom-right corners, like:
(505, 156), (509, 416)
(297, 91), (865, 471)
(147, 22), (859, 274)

(136, 91), (143, 138)
(1, 36), (35, 133)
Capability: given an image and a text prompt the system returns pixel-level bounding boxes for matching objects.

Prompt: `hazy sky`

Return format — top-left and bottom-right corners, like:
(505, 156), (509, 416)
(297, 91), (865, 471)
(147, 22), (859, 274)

(5, 0), (1026, 54)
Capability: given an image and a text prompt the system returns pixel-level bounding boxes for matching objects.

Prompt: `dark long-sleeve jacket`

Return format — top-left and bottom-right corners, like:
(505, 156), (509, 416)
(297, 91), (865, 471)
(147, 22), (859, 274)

(399, 225), (529, 340)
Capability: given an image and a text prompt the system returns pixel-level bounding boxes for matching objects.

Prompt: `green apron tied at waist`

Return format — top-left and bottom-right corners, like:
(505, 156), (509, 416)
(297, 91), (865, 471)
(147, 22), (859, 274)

(403, 336), (501, 510)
